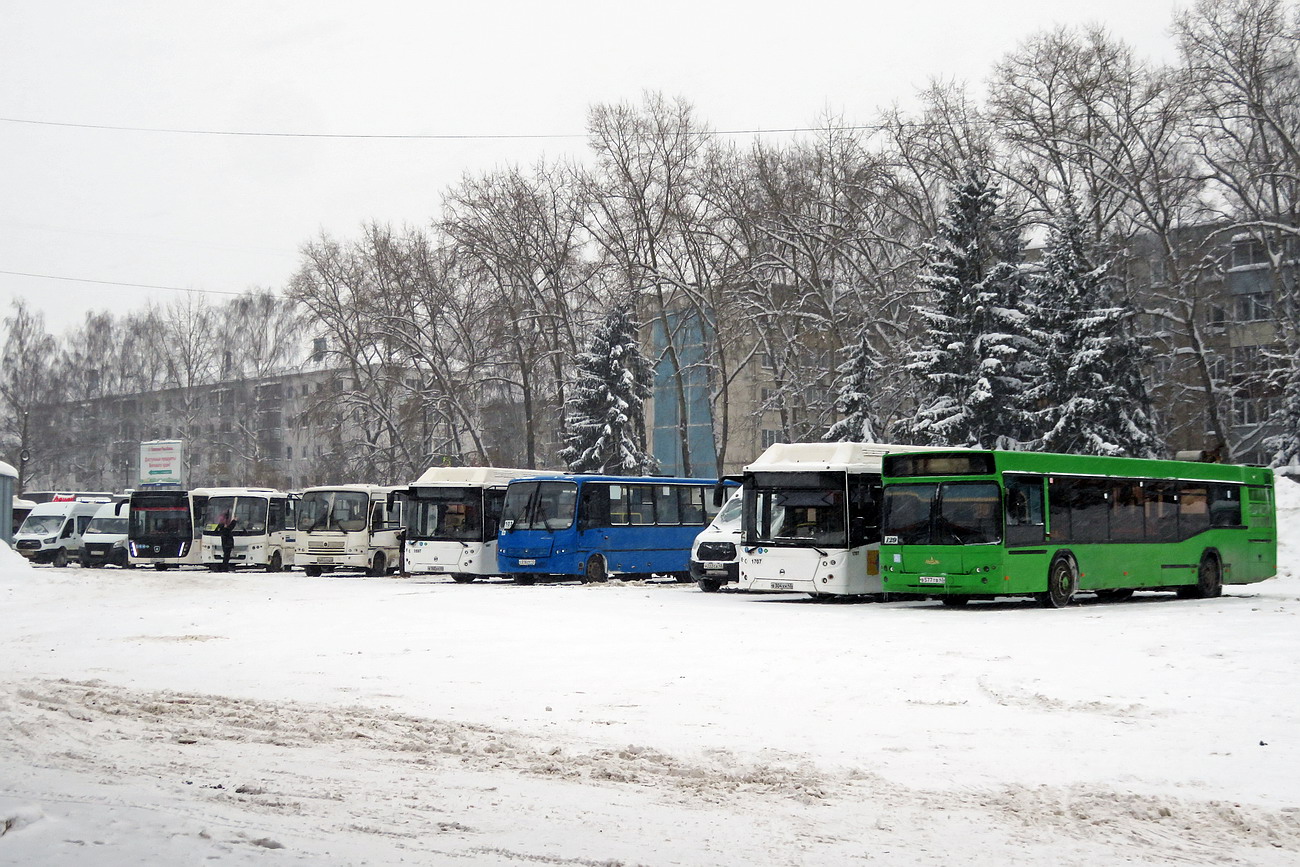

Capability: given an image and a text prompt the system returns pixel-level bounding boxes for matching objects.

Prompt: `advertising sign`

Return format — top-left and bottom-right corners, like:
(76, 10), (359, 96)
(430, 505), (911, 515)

(139, 439), (185, 487)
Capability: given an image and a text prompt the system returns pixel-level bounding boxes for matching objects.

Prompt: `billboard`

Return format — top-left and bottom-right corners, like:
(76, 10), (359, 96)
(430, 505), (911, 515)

(139, 440), (185, 487)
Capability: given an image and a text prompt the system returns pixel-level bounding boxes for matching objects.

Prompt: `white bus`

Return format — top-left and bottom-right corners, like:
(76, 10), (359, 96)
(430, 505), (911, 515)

(295, 484), (404, 577)
(198, 488), (299, 571)
(737, 442), (957, 597)
(128, 488), (210, 569)
(402, 466), (553, 582)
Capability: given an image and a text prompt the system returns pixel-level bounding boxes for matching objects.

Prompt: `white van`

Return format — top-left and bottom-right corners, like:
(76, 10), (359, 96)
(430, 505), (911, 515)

(14, 496), (113, 566)
(689, 485), (743, 592)
(80, 500), (132, 568)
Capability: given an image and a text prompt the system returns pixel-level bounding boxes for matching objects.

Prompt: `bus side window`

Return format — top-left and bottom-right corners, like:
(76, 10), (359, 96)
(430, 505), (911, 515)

(655, 486), (681, 524)
(269, 499), (284, 533)
(60, 520), (74, 539)
(580, 484), (611, 528)
(485, 490), (506, 538)
(1144, 483), (1179, 542)
(848, 475), (879, 547)
(1178, 484), (1210, 538)
(608, 485), (629, 525)
(76, 515), (93, 535)
(370, 501), (385, 531)
(1209, 485), (1242, 527)
(1006, 475), (1045, 546)
(1110, 482), (1144, 541)
(679, 486), (706, 525)
(628, 485), (655, 525)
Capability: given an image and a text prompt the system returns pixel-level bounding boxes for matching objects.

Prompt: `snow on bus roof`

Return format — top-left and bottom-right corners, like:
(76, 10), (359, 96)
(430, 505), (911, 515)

(744, 442), (960, 473)
(410, 466), (553, 487)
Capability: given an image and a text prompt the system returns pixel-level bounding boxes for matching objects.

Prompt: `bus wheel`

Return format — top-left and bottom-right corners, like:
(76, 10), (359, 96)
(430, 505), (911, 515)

(1183, 553), (1223, 599)
(303, 565), (322, 577)
(113, 550), (131, 569)
(154, 563), (170, 571)
(268, 551), (283, 573)
(368, 552), (387, 577)
(671, 572), (693, 583)
(941, 596), (969, 607)
(1096, 588), (1134, 602)
(451, 575), (475, 584)
(584, 555), (608, 583)
(696, 578), (721, 593)
(1038, 557), (1077, 609)
(512, 573), (535, 586)
(52, 548), (68, 568)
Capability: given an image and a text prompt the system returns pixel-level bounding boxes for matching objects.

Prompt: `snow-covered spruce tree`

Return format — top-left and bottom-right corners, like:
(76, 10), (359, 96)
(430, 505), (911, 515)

(904, 170), (1037, 448)
(824, 328), (884, 443)
(558, 302), (658, 475)
(1028, 199), (1161, 457)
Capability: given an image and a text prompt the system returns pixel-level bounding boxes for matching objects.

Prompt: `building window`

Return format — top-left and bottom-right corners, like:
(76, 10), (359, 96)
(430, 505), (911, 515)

(760, 352), (775, 370)
(286, 446), (293, 460)
(1232, 239), (1268, 268)
(311, 337), (327, 363)
(1235, 292), (1272, 322)
(760, 429), (783, 449)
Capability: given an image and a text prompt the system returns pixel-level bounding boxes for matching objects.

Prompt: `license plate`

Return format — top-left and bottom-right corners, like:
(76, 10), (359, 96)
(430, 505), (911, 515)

(770, 581), (794, 590)
(317, 556), (336, 564)
(427, 564), (444, 571)
(706, 568), (728, 576)
(918, 575), (946, 585)
(518, 558), (536, 566)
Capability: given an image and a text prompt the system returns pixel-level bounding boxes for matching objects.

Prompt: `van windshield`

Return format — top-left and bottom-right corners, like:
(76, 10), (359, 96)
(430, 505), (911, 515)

(19, 515), (63, 536)
(86, 517), (128, 535)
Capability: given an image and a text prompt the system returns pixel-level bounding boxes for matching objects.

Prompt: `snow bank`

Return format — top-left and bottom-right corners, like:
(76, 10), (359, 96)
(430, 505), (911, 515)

(0, 541), (31, 571)
(1275, 473), (1300, 580)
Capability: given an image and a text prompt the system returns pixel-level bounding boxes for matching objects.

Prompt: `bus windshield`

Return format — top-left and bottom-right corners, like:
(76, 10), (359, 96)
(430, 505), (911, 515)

(130, 503), (191, 538)
(202, 496), (269, 535)
(749, 471), (847, 547)
(408, 487), (484, 541)
(501, 481), (577, 531)
(883, 481), (1002, 545)
(298, 491), (370, 533)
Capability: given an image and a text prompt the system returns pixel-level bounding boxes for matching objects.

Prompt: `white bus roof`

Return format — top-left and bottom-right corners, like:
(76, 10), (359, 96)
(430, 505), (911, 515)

(744, 442), (962, 473)
(198, 487), (286, 497)
(410, 466), (553, 487)
(299, 483), (402, 495)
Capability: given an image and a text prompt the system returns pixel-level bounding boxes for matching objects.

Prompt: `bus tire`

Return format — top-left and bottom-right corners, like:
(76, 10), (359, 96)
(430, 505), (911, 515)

(303, 565), (322, 577)
(113, 549), (131, 569)
(584, 555), (608, 583)
(1184, 552), (1223, 599)
(941, 596), (969, 607)
(512, 573), (535, 586)
(696, 578), (721, 593)
(268, 551), (283, 573)
(52, 548), (68, 568)
(154, 563), (170, 571)
(368, 552), (387, 577)
(1039, 556), (1077, 609)
(451, 574), (475, 584)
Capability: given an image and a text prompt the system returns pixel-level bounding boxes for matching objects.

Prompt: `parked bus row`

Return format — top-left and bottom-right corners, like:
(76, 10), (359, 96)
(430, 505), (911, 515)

(12, 444), (1280, 607)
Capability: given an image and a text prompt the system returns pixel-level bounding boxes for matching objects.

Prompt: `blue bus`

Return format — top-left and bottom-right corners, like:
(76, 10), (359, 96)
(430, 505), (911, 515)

(497, 475), (719, 584)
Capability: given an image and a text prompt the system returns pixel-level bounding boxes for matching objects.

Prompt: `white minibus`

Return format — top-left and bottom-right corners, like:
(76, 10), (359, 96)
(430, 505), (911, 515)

(296, 484), (404, 576)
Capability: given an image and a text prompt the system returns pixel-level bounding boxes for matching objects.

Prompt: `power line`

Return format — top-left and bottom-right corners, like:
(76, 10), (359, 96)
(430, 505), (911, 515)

(0, 269), (248, 297)
(0, 115), (887, 140)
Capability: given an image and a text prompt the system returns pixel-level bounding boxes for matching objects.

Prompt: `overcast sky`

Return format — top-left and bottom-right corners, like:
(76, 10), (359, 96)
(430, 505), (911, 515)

(1, 1), (1183, 336)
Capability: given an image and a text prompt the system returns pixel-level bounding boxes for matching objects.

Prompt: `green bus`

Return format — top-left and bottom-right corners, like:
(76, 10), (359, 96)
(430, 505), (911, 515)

(879, 450), (1277, 607)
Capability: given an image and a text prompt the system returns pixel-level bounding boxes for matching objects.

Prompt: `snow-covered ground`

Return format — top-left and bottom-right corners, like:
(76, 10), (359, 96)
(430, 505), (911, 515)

(3, 479), (1299, 866)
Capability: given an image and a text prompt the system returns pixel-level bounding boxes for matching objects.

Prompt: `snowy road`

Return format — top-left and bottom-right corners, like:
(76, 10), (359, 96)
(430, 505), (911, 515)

(2, 483), (1298, 866)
